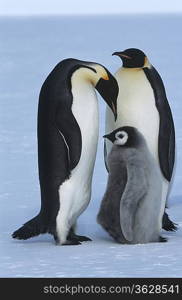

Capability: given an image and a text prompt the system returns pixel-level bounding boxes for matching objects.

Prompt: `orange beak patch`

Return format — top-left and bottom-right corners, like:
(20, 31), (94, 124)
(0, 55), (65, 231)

(102, 73), (109, 80)
(120, 54), (132, 59)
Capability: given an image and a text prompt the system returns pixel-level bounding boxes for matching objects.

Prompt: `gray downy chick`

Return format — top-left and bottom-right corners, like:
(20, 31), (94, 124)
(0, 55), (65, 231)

(97, 126), (166, 244)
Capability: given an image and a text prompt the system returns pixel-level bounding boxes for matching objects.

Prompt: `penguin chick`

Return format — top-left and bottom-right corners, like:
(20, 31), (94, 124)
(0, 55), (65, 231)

(98, 126), (167, 244)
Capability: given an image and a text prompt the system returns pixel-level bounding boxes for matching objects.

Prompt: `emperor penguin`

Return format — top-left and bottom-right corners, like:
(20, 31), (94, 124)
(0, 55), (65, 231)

(105, 48), (176, 231)
(12, 58), (118, 245)
(98, 126), (166, 244)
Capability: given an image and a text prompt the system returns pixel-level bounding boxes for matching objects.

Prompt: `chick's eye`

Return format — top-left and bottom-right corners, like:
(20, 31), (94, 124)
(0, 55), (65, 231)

(115, 131), (125, 139)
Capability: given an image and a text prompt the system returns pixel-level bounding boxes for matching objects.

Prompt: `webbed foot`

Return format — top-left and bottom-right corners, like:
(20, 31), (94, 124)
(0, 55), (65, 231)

(68, 228), (92, 242)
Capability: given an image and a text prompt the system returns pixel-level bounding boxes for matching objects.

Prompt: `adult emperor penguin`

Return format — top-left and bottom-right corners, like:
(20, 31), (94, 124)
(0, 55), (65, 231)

(105, 48), (176, 231)
(12, 58), (118, 245)
(98, 126), (166, 244)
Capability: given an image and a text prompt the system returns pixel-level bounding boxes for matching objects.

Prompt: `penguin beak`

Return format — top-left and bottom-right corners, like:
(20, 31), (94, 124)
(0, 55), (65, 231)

(103, 133), (114, 142)
(101, 73), (109, 81)
(112, 52), (132, 60)
(95, 71), (118, 121)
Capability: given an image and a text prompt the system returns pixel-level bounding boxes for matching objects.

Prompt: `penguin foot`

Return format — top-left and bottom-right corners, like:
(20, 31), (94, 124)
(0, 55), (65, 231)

(162, 212), (178, 232)
(62, 239), (82, 246)
(73, 234), (92, 242)
(68, 230), (92, 242)
(159, 236), (168, 243)
(54, 234), (82, 246)
(62, 240), (82, 246)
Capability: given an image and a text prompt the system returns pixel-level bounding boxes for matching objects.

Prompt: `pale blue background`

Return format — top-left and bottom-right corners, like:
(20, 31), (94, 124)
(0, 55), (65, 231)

(0, 5), (182, 277)
(1, 0), (182, 15)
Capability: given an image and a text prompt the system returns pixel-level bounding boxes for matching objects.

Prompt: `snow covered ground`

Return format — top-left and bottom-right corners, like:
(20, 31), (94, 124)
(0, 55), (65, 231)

(0, 15), (182, 277)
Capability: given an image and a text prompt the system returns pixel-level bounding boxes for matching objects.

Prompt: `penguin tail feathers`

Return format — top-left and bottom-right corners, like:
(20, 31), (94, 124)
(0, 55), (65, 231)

(162, 212), (178, 232)
(12, 215), (47, 240)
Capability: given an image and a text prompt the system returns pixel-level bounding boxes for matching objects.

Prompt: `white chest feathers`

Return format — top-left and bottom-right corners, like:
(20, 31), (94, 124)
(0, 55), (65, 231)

(56, 74), (100, 244)
(71, 78), (99, 176)
(115, 67), (160, 160)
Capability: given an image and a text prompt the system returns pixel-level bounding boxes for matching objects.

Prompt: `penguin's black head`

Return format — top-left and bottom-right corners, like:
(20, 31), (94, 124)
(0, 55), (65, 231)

(68, 61), (118, 121)
(112, 48), (147, 68)
(95, 68), (118, 121)
(103, 126), (143, 148)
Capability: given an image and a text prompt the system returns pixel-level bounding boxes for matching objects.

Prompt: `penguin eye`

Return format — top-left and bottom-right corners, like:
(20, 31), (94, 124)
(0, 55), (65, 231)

(115, 131), (128, 145)
(115, 131), (125, 140)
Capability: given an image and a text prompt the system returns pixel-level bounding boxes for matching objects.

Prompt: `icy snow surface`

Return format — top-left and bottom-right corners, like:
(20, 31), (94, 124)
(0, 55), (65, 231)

(0, 15), (182, 277)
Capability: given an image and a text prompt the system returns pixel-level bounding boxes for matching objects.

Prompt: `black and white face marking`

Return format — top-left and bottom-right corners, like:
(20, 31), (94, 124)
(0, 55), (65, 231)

(114, 131), (128, 145)
(103, 126), (143, 148)
(112, 48), (147, 68)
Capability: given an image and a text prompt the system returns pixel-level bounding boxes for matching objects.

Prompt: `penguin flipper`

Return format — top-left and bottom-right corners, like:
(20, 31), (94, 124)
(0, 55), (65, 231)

(55, 106), (82, 171)
(120, 163), (148, 242)
(143, 66), (175, 181)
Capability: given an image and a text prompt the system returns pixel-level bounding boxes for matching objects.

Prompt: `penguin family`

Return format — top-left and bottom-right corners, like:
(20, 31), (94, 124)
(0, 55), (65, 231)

(12, 49), (176, 246)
